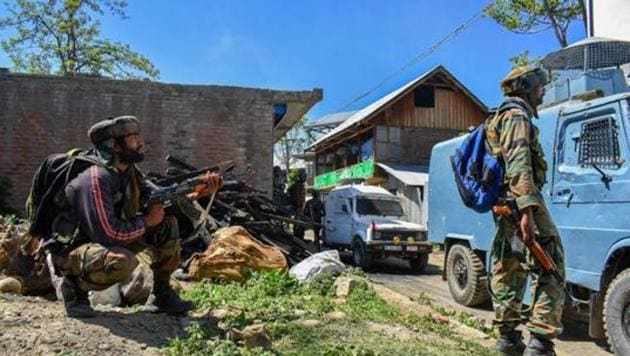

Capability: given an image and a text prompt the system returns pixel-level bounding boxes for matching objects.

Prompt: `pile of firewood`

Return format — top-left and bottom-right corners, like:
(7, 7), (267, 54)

(154, 156), (318, 266)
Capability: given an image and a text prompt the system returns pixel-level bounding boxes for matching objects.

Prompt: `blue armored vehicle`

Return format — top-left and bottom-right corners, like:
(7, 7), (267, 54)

(428, 38), (630, 353)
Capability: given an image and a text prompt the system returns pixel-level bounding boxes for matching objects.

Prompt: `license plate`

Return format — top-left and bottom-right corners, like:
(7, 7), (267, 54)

(407, 246), (418, 252)
(384, 245), (402, 251)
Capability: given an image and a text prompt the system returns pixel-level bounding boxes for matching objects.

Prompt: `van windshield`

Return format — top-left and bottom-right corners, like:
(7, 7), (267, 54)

(356, 197), (404, 216)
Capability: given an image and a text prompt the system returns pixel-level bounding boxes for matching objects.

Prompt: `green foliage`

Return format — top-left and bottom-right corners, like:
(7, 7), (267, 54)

(484, 0), (585, 48)
(338, 281), (399, 323)
(184, 270), (336, 329)
(286, 169), (301, 188)
(167, 270), (496, 356)
(0, 0), (159, 79)
(509, 49), (542, 68)
(414, 291), (434, 306)
(167, 323), (274, 356)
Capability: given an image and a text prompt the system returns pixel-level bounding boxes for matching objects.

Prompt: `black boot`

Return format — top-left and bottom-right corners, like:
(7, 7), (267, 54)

(145, 271), (193, 314)
(57, 277), (95, 318)
(524, 333), (556, 356)
(496, 329), (526, 356)
(47, 253), (95, 318)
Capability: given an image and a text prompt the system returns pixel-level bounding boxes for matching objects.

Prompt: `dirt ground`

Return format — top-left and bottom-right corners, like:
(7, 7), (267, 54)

(365, 251), (612, 356)
(0, 293), (194, 355)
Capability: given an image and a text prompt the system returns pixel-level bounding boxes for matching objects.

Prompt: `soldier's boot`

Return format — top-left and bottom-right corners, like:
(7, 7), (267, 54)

(523, 333), (556, 356)
(57, 277), (95, 318)
(145, 271), (193, 314)
(47, 254), (95, 318)
(496, 329), (526, 356)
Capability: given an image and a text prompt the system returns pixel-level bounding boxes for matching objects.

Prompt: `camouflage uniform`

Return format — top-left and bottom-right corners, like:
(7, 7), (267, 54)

(486, 96), (565, 339)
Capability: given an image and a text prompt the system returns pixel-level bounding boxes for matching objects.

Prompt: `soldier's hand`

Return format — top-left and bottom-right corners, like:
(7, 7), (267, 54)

(145, 203), (165, 228)
(188, 171), (223, 200)
(519, 207), (535, 245)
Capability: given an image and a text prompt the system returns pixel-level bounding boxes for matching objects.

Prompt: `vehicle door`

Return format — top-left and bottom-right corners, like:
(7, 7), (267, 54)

(326, 195), (354, 245)
(550, 99), (630, 290)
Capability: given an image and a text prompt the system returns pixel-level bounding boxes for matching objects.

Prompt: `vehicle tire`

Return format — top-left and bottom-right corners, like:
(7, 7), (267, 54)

(352, 239), (373, 270)
(604, 268), (630, 355)
(409, 253), (429, 273)
(446, 244), (489, 307)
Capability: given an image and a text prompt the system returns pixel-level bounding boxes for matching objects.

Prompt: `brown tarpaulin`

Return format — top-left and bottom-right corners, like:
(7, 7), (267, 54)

(188, 226), (288, 281)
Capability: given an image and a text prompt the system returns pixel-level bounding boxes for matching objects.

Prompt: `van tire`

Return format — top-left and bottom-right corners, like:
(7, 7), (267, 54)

(604, 268), (630, 355)
(409, 253), (429, 273)
(352, 239), (373, 270)
(446, 244), (489, 307)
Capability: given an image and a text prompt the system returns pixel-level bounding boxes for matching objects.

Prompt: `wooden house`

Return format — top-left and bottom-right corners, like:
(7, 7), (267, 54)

(306, 65), (487, 224)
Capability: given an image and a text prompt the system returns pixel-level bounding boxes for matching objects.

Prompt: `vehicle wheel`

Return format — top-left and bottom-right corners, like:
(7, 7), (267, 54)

(352, 239), (373, 270)
(446, 244), (489, 307)
(409, 253), (429, 273)
(604, 268), (630, 355)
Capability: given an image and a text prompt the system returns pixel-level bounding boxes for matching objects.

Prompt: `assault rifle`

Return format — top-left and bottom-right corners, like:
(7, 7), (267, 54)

(493, 199), (588, 307)
(143, 159), (236, 207)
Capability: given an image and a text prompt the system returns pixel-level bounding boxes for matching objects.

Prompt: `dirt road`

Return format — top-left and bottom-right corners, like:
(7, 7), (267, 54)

(366, 251), (610, 356)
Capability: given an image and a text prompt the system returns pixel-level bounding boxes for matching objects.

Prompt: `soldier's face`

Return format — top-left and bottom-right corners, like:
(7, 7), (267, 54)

(115, 134), (145, 163)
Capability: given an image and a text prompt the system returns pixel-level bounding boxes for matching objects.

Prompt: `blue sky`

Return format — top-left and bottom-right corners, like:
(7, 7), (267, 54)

(0, 0), (586, 120)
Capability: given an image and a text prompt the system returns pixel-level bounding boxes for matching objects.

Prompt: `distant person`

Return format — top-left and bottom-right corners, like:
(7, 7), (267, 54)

(303, 190), (325, 251)
(487, 66), (564, 356)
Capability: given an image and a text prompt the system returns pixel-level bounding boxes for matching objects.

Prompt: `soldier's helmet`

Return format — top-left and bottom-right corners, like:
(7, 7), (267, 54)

(88, 116), (141, 145)
(500, 65), (550, 95)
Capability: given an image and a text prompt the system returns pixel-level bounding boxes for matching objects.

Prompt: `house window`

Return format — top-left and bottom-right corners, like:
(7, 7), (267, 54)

(414, 85), (435, 108)
(376, 126), (401, 161)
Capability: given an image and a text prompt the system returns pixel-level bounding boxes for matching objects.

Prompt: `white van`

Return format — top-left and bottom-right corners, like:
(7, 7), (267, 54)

(323, 184), (430, 271)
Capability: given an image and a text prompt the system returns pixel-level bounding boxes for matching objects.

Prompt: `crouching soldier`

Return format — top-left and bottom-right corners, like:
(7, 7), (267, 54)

(38, 116), (223, 318)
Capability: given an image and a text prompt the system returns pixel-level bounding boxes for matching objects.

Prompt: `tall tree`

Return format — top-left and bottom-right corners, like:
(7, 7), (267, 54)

(274, 116), (309, 173)
(0, 0), (159, 79)
(484, 0), (585, 48)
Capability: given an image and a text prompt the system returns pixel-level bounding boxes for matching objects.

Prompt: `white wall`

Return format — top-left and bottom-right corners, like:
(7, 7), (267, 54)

(589, 0), (630, 41)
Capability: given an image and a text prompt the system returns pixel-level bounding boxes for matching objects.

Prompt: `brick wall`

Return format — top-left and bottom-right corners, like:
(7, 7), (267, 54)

(0, 72), (320, 210)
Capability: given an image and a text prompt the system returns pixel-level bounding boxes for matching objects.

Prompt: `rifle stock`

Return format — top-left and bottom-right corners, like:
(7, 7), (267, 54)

(494, 199), (588, 306)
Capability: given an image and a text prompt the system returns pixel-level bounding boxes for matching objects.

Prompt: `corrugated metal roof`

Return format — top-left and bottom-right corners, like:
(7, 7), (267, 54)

(307, 65), (486, 150)
(305, 111), (357, 128)
(377, 163), (429, 187)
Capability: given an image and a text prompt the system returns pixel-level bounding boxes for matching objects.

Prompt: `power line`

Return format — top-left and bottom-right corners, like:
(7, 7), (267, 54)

(338, 9), (484, 112)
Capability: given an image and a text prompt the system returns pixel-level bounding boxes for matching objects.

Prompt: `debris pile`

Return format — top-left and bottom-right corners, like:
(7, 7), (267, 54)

(163, 160), (317, 267)
(0, 216), (51, 295)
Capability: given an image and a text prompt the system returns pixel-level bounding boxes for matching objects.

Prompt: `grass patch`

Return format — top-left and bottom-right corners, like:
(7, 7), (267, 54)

(165, 270), (497, 356)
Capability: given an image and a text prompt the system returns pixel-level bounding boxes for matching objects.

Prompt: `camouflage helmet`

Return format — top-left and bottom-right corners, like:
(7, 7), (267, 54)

(88, 116), (141, 145)
(500, 65), (550, 95)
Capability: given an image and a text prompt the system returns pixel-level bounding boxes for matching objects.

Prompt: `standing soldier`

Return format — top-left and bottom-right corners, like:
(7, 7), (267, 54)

(303, 190), (325, 251)
(486, 66), (565, 356)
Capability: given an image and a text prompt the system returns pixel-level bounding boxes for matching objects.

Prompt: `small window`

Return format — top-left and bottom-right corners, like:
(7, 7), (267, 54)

(414, 85), (435, 108)
(578, 117), (623, 169)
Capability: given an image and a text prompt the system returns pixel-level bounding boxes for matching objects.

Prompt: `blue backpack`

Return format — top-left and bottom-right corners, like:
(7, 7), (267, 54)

(450, 100), (528, 213)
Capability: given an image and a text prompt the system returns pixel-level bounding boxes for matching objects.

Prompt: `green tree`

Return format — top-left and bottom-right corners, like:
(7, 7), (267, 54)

(0, 0), (159, 79)
(484, 0), (585, 48)
(509, 49), (542, 67)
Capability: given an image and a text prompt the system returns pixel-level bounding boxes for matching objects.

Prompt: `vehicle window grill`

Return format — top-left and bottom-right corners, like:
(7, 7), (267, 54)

(578, 117), (621, 169)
